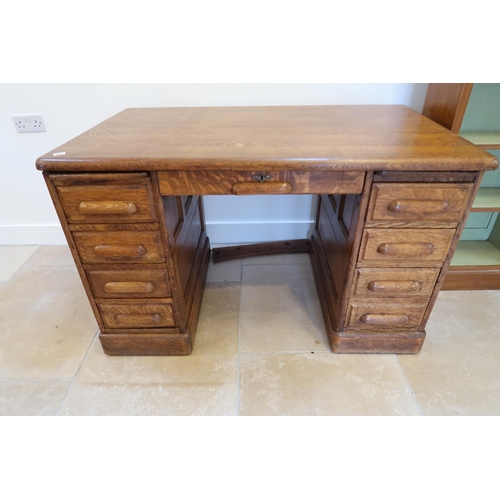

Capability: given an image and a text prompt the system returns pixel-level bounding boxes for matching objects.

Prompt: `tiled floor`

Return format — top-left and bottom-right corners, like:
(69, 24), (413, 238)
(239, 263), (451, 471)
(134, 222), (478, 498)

(1, 245), (500, 416)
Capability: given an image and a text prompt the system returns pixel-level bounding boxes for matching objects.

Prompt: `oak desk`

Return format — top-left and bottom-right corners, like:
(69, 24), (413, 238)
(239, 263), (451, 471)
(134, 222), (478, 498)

(36, 106), (498, 356)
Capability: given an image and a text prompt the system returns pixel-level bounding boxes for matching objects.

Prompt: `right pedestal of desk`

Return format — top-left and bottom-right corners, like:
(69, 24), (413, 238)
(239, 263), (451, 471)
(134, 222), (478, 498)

(311, 171), (481, 354)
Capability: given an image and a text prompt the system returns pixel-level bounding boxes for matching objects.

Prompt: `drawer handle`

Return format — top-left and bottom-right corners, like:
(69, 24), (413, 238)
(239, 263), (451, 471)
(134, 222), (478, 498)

(377, 242), (434, 257)
(93, 244), (147, 257)
(231, 181), (292, 195)
(367, 280), (422, 293)
(114, 313), (162, 326)
(387, 199), (449, 215)
(104, 281), (155, 294)
(360, 314), (409, 326)
(79, 201), (138, 215)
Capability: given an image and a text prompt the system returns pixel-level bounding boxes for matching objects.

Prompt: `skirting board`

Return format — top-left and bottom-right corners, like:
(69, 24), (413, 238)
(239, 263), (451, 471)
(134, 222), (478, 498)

(0, 222), (314, 246)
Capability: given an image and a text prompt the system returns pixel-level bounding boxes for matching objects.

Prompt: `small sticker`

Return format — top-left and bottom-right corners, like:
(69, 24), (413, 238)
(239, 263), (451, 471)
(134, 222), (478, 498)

(53, 151), (66, 156)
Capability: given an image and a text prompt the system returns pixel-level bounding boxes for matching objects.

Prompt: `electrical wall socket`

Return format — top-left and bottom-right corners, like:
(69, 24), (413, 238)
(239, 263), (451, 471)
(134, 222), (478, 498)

(12, 114), (46, 133)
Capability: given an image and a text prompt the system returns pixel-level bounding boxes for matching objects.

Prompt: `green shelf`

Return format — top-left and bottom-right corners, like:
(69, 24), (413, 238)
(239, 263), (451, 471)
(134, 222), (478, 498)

(471, 188), (500, 212)
(451, 240), (500, 267)
(461, 130), (500, 149)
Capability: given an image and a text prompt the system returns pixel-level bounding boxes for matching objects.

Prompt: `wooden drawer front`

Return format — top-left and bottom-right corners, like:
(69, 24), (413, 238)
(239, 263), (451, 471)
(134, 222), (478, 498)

(158, 170), (365, 195)
(353, 268), (440, 298)
(347, 301), (427, 330)
(367, 183), (472, 222)
(87, 269), (171, 298)
(73, 231), (165, 264)
(57, 184), (157, 223)
(359, 228), (455, 266)
(98, 300), (175, 329)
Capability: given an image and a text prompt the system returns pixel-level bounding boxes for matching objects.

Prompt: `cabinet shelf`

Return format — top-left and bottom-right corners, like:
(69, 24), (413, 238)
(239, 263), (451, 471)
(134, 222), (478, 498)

(461, 130), (500, 149)
(471, 188), (500, 212)
(450, 240), (500, 267)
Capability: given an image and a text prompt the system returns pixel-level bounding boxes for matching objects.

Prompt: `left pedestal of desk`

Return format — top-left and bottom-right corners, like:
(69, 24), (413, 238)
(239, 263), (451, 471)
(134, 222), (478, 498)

(43, 171), (210, 355)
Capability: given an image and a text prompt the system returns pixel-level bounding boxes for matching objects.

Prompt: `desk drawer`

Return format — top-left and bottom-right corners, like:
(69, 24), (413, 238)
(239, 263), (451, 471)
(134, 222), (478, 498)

(87, 268), (171, 298)
(97, 300), (175, 329)
(352, 268), (440, 298)
(367, 183), (473, 223)
(346, 301), (427, 330)
(158, 170), (365, 195)
(54, 175), (157, 223)
(73, 231), (165, 264)
(359, 228), (455, 266)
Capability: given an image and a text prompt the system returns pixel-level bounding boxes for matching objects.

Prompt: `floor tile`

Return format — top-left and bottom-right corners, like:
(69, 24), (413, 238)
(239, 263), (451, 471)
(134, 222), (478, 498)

(240, 263), (329, 352)
(0, 246), (39, 281)
(26, 245), (75, 267)
(0, 281), (6, 290)
(398, 290), (500, 415)
(243, 253), (310, 265)
(239, 352), (420, 416)
(0, 380), (71, 416)
(0, 265), (98, 379)
(206, 259), (241, 283)
(58, 283), (240, 415)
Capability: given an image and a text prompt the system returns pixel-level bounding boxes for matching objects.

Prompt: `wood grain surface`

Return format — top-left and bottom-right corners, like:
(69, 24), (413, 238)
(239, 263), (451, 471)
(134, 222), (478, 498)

(367, 183), (472, 222)
(346, 301), (427, 329)
(358, 228), (456, 266)
(422, 83), (473, 133)
(158, 170), (365, 195)
(36, 106), (498, 172)
(73, 230), (165, 264)
(352, 268), (440, 298)
(87, 268), (171, 298)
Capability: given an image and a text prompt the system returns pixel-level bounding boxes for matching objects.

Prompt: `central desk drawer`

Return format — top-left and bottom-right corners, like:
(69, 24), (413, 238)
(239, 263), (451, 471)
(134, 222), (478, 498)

(87, 268), (171, 298)
(359, 228), (456, 266)
(97, 300), (175, 329)
(158, 170), (365, 195)
(73, 231), (165, 264)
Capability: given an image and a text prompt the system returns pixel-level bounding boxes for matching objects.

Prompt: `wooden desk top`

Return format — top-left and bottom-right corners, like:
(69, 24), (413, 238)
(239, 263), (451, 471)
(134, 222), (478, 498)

(37, 105), (498, 172)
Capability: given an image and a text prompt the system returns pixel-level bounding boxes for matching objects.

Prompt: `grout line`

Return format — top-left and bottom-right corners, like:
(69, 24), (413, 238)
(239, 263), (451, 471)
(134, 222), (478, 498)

(240, 350), (330, 354)
(1, 252), (77, 290)
(0, 378), (74, 383)
(395, 355), (424, 416)
(54, 328), (100, 416)
(235, 260), (244, 416)
(0, 246), (40, 284)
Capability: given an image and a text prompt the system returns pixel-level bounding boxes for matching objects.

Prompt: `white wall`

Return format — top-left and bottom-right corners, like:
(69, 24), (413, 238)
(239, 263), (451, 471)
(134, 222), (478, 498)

(0, 83), (428, 245)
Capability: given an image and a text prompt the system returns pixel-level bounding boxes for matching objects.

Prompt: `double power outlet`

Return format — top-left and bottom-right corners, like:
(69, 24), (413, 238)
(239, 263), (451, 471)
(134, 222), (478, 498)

(12, 114), (46, 133)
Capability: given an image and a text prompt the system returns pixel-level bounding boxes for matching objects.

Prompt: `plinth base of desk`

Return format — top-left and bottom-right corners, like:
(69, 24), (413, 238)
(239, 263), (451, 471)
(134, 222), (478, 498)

(99, 332), (193, 355)
(331, 330), (426, 354)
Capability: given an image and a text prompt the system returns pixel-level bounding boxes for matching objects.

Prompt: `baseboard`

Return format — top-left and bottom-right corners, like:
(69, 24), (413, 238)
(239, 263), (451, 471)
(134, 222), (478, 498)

(0, 222), (314, 246)
(205, 221), (314, 245)
(0, 225), (66, 245)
